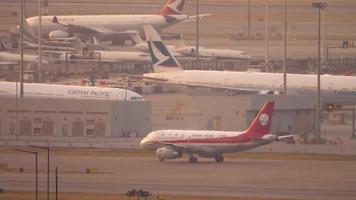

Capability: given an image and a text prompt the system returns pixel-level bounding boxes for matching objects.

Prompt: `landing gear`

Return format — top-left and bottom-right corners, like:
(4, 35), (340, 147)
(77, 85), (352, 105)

(188, 156), (198, 163)
(215, 155), (224, 163)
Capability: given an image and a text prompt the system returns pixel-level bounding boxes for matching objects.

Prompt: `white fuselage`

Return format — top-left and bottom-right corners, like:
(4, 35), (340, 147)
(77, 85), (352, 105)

(63, 50), (151, 63)
(176, 46), (252, 60)
(26, 15), (188, 38)
(0, 82), (143, 101)
(144, 70), (356, 105)
(134, 44), (250, 60)
(0, 52), (48, 64)
(95, 51), (150, 63)
(134, 43), (182, 56)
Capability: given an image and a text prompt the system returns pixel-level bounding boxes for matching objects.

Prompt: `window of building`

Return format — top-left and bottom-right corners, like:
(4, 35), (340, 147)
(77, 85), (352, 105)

(87, 120), (95, 125)
(10, 123), (15, 135)
(43, 121), (54, 136)
(94, 122), (105, 137)
(20, 120), (32, 136)
(86, 129), (95, 136)
(33, 118), (42, 123)
(33, 127), (42, 135)
(72, 121), (84, 136)
(62, 125), (68, 136)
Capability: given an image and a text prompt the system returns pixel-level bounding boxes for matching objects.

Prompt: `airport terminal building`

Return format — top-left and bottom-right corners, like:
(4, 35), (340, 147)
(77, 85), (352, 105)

(147, 94), (317, 136)
(0, 83), (151, 147)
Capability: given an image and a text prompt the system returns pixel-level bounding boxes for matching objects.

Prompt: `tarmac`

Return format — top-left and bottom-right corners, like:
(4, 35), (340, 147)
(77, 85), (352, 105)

(1, 154), (356, 200)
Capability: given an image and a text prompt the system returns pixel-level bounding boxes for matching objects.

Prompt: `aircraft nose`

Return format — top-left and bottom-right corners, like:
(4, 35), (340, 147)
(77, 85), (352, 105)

(244, 54), (252, 60)
(42, 59), (49, 65)
(140, 138), (147, 149)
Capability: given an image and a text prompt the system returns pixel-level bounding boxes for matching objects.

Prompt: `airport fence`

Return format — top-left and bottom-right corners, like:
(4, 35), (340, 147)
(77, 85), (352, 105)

(0, 135), (141, 149)
(2, 57), (356, 82)
(1, 135), (355, 155)
(251, 142), (356, 156)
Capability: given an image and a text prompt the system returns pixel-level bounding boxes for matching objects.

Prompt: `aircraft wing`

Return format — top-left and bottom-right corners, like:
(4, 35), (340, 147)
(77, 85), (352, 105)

(119, 74), (281, 95)
(159, 142), (218, 155)
(142, 78), (261, 95)
(183, 13), (212, 23)
(0, 61), (17, 65)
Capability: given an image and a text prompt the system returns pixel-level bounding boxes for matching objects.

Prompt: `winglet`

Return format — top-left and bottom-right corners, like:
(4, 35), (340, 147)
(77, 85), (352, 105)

(243, 101), (275, 138)
(158, 0), (186, 15)
(143, 25), (181, 72)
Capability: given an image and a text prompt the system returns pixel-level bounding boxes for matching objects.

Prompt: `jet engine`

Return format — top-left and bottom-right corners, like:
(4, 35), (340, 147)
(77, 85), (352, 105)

(176, 46), (196, 56)
(156, 147), (182, 160)
(49, 30), (71, 39)
(259, 90), (283, 95)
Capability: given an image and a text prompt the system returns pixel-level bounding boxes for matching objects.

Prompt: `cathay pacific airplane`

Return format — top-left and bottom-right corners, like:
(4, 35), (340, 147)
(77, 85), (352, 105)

(129, 30), (251, 60)
(141, 101), (291, 163)
(142, 25), (356, 106)
(0, 82), (143, 101)
(26, 0), (209, 40)
(0, 41), (49, 65)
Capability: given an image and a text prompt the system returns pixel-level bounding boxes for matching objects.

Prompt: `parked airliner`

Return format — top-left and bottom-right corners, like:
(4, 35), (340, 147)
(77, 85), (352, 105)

(0, 82), (143, 101)
(142, 25), (356, 106)
(130, 30), (251, 60)
(0, 42), (49, 65)
(141, 101), (289, 163)
(26, 0), (208, 40)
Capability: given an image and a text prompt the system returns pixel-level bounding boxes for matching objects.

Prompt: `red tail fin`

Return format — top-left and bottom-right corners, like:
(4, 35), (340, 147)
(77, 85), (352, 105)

(158, 0), (185, 15)
(243, 101), (274, 138)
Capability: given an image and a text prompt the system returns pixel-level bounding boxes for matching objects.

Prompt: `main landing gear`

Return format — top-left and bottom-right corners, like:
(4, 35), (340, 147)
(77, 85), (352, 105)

(215, 155), (224, 163)
(188, 156), (198, 163)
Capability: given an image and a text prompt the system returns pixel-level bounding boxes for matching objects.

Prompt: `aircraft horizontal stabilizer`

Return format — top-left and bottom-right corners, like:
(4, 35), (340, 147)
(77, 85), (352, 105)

(183, 13), (212, 23)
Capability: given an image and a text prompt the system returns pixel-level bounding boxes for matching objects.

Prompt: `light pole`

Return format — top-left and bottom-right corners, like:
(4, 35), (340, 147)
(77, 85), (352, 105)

(312, 1), (327, 140)
(265, 0), (269, 65)
(283, 0), (287, 95)
(247, 0), (251, 39)
(16, 149), (38, 200)
(20, 0), (25, 98)
(38, 0), (43, 78)
(31, 145), (50, 200)
(321, 0), (326, 64)
(55, 166), (59, 200)
(195, 0), (200, 61)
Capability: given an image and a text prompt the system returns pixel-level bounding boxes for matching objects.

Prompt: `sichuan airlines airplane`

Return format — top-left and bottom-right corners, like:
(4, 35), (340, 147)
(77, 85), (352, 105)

(141, 101), (289, 163)
(26, 0), (207, 40)
(142, 25), (356, 106)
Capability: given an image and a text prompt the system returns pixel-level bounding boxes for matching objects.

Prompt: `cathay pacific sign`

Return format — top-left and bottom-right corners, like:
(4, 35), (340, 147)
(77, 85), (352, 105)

(68, 89), (111, 97)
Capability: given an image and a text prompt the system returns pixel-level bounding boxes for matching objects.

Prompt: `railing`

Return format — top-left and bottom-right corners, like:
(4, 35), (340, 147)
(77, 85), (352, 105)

(1, 135), (355, 155)
(0, 135), (142, 149)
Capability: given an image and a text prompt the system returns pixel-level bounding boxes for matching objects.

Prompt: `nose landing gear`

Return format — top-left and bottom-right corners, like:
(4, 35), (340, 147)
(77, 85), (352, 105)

(215, 155), (224, 163)
(188, 156), (198, 163)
